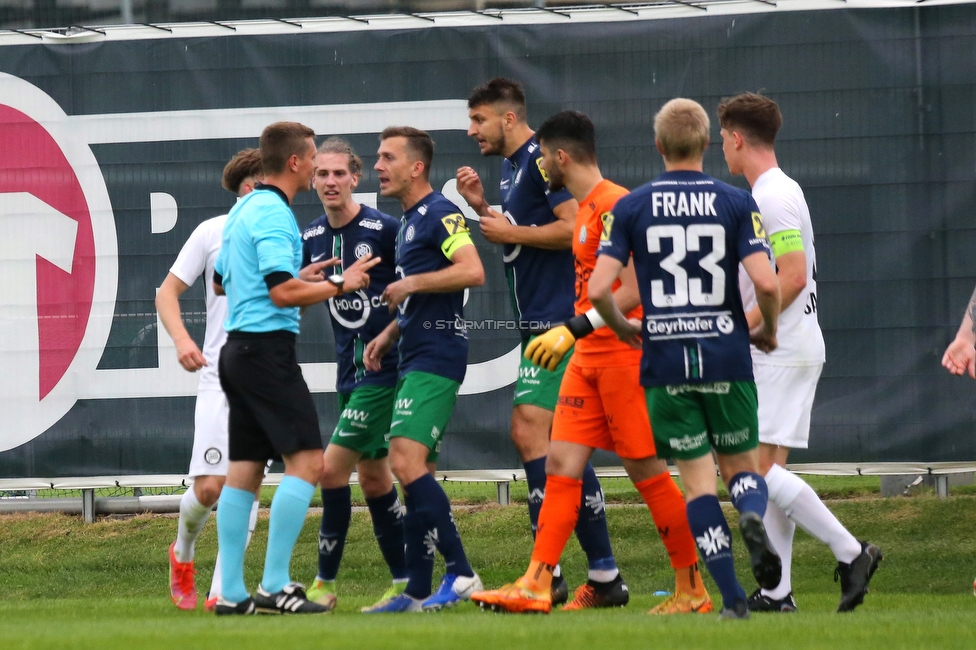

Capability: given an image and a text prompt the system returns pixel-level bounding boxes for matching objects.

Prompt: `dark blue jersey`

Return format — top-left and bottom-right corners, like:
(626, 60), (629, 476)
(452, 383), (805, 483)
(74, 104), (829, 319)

(395, 192), (472, 383)
(598, 171), (771, 387)
(499, 136), (576, 332)
(301, 205), (399, 393)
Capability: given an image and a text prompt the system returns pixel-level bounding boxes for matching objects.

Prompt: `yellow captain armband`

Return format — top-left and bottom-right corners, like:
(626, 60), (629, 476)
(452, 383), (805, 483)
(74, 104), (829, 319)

(441, 230), (474, 259)
(769, 229), (804, 257)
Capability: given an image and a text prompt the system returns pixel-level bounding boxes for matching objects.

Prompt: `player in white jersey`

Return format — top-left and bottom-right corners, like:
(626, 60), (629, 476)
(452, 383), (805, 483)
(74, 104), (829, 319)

(156, 149), (264, 612)
(719, 93), (881, 613)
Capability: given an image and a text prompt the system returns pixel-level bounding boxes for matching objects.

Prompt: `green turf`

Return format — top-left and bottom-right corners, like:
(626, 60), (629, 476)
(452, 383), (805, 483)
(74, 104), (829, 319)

(1, 491), (975, 649)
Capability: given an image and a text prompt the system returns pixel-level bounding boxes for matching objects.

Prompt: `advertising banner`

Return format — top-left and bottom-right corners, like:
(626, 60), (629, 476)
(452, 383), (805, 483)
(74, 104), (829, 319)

(0, 5), (974, 476)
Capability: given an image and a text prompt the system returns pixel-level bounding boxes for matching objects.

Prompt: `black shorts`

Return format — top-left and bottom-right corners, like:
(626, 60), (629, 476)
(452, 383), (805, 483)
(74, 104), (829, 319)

(218, 330), (322, 462)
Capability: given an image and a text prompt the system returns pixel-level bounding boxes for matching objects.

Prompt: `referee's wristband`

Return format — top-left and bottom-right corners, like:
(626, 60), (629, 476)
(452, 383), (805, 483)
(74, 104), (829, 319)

(565, 308), (607, 340)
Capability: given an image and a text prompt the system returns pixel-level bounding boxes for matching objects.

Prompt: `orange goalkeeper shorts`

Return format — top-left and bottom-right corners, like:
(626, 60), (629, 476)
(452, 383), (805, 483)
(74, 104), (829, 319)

(551, 360), (658, 460)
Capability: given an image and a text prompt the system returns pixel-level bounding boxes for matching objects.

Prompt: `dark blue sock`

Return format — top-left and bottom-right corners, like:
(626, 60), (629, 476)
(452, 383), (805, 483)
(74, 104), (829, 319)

(402, 490), (435, 599)
(687, 495), (746, 609)
(366, 488), (407, 581)
(404, 473), (474, 578)
(576, 463), (617, 572)
(728, 472), (768, 518)
(523, 457), (547, 537)
(317, 486), (351, 582)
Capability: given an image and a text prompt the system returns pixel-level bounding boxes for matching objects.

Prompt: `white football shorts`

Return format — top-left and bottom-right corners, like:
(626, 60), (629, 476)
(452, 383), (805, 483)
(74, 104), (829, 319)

(755, 363), (824, 449)
(188, 389), (230, 477)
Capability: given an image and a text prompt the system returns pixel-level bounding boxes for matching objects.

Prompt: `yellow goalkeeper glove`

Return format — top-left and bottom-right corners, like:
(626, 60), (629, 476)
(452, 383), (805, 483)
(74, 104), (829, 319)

(525, 325), (576, 372)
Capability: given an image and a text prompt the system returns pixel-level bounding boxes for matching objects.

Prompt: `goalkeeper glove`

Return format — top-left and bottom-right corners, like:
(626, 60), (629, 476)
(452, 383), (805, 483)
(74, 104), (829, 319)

(524, 309), (606, 371)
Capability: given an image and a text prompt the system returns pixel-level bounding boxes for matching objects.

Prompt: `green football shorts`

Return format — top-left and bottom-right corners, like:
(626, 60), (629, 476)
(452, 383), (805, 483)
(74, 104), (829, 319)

(330, 385), (396, 460)
(645, 381), (759, 460)
(390, 371), (461, 463)
(514, 336), (572, 411)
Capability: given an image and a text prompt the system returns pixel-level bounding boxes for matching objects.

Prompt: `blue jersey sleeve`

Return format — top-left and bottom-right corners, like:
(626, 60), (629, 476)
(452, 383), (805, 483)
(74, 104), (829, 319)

(597, 200), (633, 265)
(255, 206), (299, 277)
(301, 233), (312, 268)
(428, 204), (473, 260)
(527, 149), (573, 211)
(738, 194), (773, 262)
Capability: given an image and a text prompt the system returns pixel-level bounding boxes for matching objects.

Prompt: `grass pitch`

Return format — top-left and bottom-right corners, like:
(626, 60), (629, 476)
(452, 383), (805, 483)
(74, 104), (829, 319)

(1, 481), (975, 649)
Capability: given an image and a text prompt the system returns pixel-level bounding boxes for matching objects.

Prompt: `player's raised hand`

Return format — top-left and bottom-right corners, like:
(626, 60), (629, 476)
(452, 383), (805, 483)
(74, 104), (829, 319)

(299, 258), (338, 282)
(525, 325), (576, 372)
(456, 167), (488, 215)
(175, 337), (207, 372)
(942, 336), (976, 379)
(342, 253), (380, 292)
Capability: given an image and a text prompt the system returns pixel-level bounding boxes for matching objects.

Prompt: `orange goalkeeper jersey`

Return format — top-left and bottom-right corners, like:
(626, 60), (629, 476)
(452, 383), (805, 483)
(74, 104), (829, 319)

(572, 179), (642, 368)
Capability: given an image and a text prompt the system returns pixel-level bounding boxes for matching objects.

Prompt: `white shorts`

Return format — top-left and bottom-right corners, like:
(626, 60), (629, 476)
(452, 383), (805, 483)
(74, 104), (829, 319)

(755, 363), (823, 449)
(188, 390), (230, 478)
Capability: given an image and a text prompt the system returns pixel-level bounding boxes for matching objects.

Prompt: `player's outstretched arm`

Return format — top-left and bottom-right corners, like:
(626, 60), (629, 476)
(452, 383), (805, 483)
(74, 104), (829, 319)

(156, 272), (207, 372)
(943, 283), (976, 378)
(742, 251), (781, 354)
(364, 320), (400, 372)
(382, 244), (485, 312)
(588, 255), (641, 349)
(299, 258), (339, 282)
(269, 254), (380, 308)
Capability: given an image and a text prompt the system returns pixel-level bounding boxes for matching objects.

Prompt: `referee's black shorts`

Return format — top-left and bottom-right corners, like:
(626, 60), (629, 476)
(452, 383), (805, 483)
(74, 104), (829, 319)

(218, 330), (322, 462)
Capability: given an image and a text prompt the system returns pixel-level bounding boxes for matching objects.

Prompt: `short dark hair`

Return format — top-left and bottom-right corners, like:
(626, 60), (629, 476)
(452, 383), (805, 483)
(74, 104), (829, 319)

(536, 111), (597, 164)
(317, 137), (362, 176)
(467, 77), (527, 122)
(717, 93), (782, 147)
(259, 121), (315, 174)
(221, 148), (262, 194)
(380, 126), (435, 180)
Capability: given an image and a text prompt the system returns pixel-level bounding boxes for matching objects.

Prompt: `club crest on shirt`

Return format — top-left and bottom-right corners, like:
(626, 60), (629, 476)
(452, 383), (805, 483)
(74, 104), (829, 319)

(405, 224), (416, 242)
(535, 157), (549, 183)
(355, 242), (372, 259)
(204, 447), (222, 465)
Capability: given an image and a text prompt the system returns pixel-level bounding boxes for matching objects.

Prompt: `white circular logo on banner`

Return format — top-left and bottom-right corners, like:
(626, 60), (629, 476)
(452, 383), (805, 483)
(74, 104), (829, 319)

(0, 73), (118, 452)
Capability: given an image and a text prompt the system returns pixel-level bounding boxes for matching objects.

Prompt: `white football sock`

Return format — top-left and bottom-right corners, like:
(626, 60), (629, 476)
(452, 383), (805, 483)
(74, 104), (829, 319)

(211, 497), (260, 599)
(175, 487), (213, 563)
(588, 568), (619, 583)
(766, 464), (861, 565)
(761, 501), (795, 600)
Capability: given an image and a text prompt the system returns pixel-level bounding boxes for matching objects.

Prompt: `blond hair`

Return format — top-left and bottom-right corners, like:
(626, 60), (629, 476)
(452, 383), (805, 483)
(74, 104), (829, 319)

(654, 98), (710, 162)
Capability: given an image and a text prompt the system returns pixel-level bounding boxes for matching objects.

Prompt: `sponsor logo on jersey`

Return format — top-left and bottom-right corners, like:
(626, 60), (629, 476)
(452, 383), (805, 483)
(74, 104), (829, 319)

(358, 218), (383, 231)
(751, 211), (767, 239)
(645, 311), (734, 340)
(417, 204), (428, 216)
(440, 213), (468, 236)
(557, 395), (585, 408)
(579, 225), (587, 243)
(329, 291), (383, 329)
(665, 382), (730, 396)
(303, 224), (326, 240)
(600, 211), (614, 241)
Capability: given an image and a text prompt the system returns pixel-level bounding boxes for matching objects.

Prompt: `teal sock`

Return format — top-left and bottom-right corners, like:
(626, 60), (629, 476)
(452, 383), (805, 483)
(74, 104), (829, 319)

(216, 486), (255, 604)
(261, 476), (316, 593)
